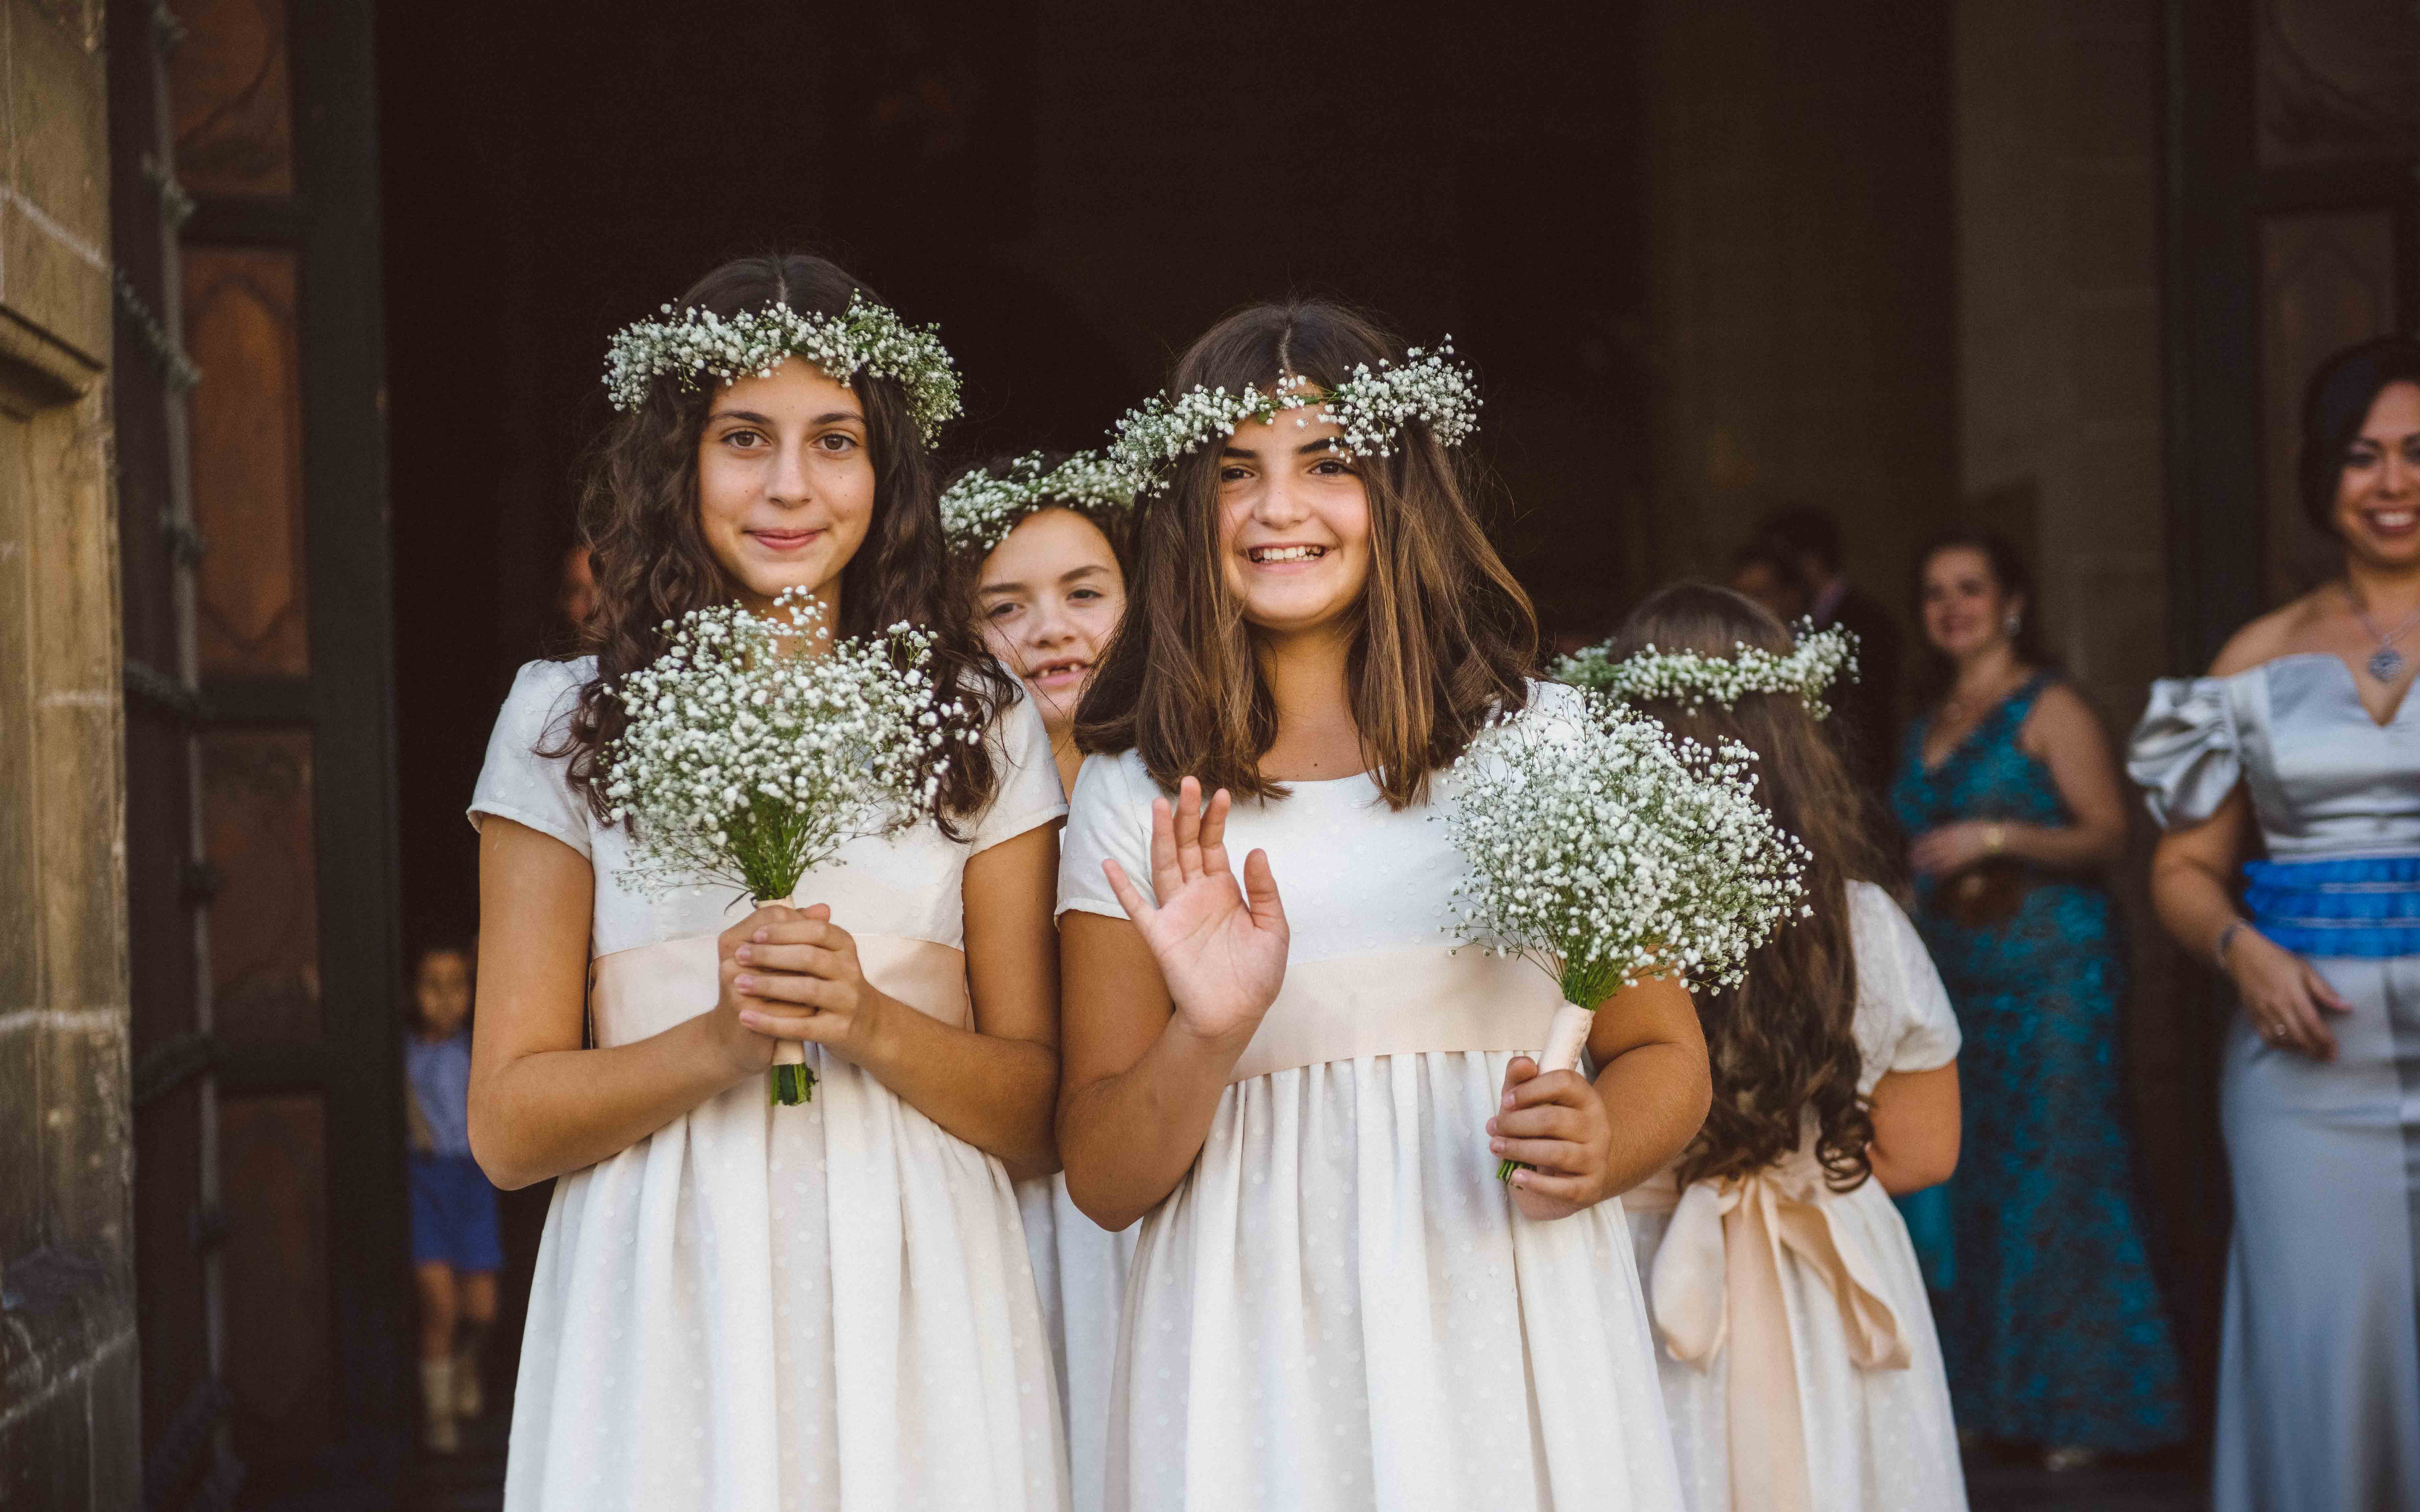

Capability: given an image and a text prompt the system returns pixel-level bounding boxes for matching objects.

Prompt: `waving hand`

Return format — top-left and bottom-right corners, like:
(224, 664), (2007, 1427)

(1100, 777), (1290, 1045)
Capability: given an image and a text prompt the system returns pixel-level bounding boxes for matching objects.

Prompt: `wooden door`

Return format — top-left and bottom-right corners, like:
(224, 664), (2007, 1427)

(2167, 0), (2420, 663)
(117, 0), (406, 1501)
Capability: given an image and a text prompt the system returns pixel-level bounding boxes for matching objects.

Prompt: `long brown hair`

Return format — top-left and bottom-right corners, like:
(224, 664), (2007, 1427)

(1611, 583), (1879, 1191)
(555, 253), (1013, 825)
(1074, 300), (1537, 808)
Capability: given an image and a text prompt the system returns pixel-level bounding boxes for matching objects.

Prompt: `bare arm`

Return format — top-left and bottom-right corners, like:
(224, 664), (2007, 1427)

(1489, 975), (1715, 1222)
(2148, 786), (2351, 1059)
(1058, 781), (1289, 1232)
(1864, 1063), (1960, 1195)
(468, 817), (772, 1190)
(1908, 684), (2127, 876)
(736, 823), (1064, 1177)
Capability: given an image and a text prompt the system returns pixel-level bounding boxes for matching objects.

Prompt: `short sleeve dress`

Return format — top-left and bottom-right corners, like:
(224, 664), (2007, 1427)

(1622, 882), (1965, 1512)
(471, 658), (1072, 1512)
(1056, 682), (1685, 1512)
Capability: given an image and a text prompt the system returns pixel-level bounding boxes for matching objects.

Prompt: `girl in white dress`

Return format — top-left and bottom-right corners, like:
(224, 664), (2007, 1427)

(1054, 300), (1702, 1512)
(468, 254), (1071, 1512)
(1592, 584), (1966, 1512)
(946, 453), (1143, 1512)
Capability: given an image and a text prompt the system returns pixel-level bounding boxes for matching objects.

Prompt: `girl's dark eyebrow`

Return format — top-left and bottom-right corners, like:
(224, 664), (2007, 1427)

(707, 408), (864, 426)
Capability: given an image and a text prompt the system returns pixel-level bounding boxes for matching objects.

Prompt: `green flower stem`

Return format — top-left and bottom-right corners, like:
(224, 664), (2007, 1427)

(751, 888), (817, 1107)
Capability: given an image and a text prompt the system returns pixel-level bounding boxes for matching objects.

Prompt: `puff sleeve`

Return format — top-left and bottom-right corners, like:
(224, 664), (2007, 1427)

(1056, 754), (1154, 921)
(1847, 881), (1961, 1085)
(968, 689), (1069, 854)
(468, 660), (594, 858)
(2126, 676), (2239, 830)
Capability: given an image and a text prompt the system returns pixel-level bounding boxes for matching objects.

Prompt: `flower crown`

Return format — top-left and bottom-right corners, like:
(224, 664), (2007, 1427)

(1554, 623), (1860, 718)
(602, 292), (962, 444)
(1105, 343), (1481, 494)
(939, 450), (1142, 552)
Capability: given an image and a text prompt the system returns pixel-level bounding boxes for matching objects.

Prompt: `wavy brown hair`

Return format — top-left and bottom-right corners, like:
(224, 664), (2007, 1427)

(1074, 300), (1536, 808)
(1610, 583), (1879, 1191)
(554, 253), (1013, 826)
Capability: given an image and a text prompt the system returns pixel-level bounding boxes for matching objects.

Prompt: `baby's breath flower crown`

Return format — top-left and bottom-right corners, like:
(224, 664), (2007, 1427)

(939, 450), (1141, 553)
(1553, 623), (1859, 720)
(1105, 343), (1481, 495)
(602, 292), (963, 445)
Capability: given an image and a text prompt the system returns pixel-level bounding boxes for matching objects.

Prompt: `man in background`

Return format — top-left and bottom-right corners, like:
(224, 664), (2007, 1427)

(1759, 506), (1903, 795)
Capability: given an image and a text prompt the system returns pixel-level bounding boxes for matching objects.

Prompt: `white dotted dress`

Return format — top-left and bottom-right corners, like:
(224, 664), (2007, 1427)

(1015, 1174), (1138, 1512)
(1056, 683), (1686, 1512)
(471, 658), (1072, 1512)
(1622, 882), (1965, 1512)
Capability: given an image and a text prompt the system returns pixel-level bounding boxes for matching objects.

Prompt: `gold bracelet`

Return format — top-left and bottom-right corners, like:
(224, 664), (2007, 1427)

(1983, 822), (2007, 856)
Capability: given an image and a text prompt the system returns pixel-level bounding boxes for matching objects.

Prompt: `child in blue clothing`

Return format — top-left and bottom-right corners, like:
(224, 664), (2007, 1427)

(405, 940), (500, 1454)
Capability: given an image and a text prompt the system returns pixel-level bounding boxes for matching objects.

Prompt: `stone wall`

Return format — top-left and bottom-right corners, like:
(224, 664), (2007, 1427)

(1638, 0), (1960, 622)
(1954, 0), (2167, 725)
(1953, 0), (2223, 1395)
(0, 0), (141, 1506)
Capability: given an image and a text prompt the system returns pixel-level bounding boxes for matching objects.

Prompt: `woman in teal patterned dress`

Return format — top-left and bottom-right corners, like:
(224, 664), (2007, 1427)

(1888, 528), (2187, 1464)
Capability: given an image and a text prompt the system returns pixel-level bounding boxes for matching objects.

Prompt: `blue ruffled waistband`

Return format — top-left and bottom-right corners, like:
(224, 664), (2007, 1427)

(2241, 855), (2420, 959)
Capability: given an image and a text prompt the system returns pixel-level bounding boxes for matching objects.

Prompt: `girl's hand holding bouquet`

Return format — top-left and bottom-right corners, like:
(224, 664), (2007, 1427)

(603, 588), (973, 1104)
(1445, 693), (1809, 1188)
(727, 904), (899, 1064)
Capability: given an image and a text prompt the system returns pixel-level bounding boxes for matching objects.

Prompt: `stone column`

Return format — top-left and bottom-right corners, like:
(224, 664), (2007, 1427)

(0, 1), (142, 1507)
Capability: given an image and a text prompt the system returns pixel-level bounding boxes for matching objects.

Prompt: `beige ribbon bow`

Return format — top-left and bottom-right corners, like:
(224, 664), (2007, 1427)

(1637, 1153), (1910, 1512)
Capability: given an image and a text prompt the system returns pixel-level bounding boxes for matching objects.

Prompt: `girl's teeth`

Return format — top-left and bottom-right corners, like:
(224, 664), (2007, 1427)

(1255, 546), (1323, 562)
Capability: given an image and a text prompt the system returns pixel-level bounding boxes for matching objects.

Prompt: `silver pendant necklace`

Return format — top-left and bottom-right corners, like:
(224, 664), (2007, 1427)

(2349, 587), (2420, 682)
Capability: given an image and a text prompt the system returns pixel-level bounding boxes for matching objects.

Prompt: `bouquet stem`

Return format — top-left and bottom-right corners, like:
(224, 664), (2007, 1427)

(1500, 1001), (1597, 1182)
(770, 1050), (815, 1106)
(758, 892), (816, 1107)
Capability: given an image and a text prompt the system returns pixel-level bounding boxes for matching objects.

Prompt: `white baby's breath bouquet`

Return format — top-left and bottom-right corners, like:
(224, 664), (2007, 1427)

(1443, 694), (1810, 1178)
(601, 588), (973, 1104)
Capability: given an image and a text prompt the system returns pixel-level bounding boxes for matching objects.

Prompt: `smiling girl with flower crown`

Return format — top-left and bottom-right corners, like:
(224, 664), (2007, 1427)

(1055, 300), (1702, 1512)
(943, 450), (1141, 1512)
(466, 254), (1069, 1512)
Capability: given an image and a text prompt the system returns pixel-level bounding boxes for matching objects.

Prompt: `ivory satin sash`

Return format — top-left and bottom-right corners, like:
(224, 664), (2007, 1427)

(1625, 1152), (1910, 1512)
(589, 931), (972, 1048)
(1226, 945), (1570, 1084)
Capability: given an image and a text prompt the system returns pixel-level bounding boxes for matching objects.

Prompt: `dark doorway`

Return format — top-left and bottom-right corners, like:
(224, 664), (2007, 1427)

(377, 0), (1652, 1488)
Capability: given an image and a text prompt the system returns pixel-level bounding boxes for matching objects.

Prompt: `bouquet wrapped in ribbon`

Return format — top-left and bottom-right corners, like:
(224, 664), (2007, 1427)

(1443, 695), (1810, 1177)
(601, 589), (970, 1104)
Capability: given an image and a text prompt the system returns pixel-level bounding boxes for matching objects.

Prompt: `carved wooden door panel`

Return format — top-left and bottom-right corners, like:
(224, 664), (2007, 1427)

(117, 0), (405, 1501)
(2167, 0), (2419, 661)
(2247, 1), (2419, 603)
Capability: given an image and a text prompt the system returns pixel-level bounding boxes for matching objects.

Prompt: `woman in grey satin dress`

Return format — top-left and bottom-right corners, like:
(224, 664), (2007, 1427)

(2130, 334), (2420, 1512)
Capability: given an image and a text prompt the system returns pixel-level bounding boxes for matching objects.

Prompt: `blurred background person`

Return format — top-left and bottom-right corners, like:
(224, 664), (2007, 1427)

(947, 452), (1136, 1512)
(404, 938), (500, 1455)
(556, 543), (598, 640)
(2132, 336), (2420, 1512)
(1762, 505), (1905, 794)
(1889, 526), (2185, 1467)
(1727, 536), (1808, 625)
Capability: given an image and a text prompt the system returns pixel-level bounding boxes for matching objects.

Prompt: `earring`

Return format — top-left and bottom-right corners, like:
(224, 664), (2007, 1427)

(2003, 611), (2021, 637)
